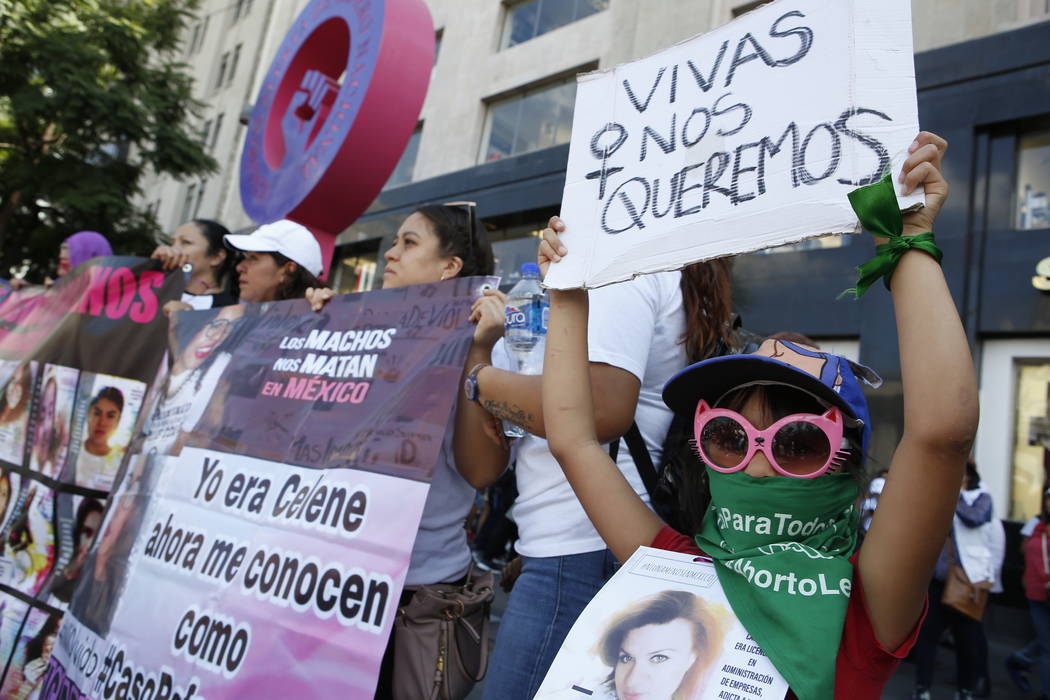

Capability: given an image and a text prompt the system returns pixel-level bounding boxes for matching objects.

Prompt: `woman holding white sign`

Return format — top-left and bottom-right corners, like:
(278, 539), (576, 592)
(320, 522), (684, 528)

(540, 132), (977, 700)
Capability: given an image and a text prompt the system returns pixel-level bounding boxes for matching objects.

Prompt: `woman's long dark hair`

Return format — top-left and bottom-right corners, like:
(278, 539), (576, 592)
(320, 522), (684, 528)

(270, 252), (327, 301)
(680, 257), (734, 363)
(190, 219), (238, 301)
(414, 204), (495, 277)
(190, 219), (239, 302)
(655, 258), (735, 535)
(25, 613), (61, 663)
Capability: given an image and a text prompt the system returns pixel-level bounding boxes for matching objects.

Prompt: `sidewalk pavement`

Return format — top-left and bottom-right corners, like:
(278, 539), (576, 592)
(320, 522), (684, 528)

(469, 577), (1039, 699)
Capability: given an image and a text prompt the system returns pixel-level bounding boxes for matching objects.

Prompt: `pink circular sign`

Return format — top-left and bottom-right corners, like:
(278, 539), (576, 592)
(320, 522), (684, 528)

(240, 0), (433, 267)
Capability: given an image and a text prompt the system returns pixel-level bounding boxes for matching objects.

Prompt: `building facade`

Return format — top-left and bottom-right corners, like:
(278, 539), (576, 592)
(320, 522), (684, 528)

(137, 1), (1050, 542)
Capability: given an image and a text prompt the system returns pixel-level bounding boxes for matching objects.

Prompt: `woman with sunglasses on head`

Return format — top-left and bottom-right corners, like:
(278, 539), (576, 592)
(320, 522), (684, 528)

(151, 219), (238, 314)
(540, 132), (978, 700)
(309, 202), (498, 699)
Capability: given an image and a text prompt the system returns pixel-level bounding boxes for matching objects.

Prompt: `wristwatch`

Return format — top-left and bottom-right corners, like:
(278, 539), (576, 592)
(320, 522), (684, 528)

(464, 363), (490, 403)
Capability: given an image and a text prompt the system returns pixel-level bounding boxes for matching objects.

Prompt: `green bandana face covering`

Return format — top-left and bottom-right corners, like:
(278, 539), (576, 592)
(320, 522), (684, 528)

(696, 469), (860, 700)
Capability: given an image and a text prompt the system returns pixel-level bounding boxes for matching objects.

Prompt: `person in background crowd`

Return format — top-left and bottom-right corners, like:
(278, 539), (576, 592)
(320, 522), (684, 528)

(308, 203), (497, 699)
(151, 219), (238, 313)
(10, 230), (113, 290)
(452, 219), (735, 698)
(913, 459), (997, 700)
(225, 219), (327, 303)
(541, 132), (977, 699)
(969, 460), (1006, 698)
(1011, 486), (1050, 699)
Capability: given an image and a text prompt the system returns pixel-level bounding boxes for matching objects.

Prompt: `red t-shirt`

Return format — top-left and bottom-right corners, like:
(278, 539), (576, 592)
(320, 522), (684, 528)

(1023, 520), (1050, 601)
(651, 525), (924, 700)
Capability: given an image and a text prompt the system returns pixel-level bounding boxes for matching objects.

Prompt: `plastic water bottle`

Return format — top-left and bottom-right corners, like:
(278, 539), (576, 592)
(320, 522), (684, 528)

(503, 262), (548, 438)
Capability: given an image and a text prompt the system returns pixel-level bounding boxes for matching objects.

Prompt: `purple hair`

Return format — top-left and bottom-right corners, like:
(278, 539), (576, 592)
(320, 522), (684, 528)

(64, 231), (113, 271)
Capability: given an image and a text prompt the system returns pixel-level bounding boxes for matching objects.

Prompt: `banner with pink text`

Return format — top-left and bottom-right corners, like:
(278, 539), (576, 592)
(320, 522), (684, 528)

(44, 277), (484, 700)
(0, 258), (182, 700)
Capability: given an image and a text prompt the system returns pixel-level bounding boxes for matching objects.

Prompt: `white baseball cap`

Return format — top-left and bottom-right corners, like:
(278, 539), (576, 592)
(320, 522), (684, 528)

(224, 219), (323, 277)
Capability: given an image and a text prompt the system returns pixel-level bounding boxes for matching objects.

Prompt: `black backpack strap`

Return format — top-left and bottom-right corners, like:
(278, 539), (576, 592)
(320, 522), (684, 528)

(622, 422), (659, 498)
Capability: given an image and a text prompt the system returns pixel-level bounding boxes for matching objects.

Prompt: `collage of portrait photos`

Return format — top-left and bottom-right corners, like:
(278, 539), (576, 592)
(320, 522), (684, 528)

(0, 361), (149, 699)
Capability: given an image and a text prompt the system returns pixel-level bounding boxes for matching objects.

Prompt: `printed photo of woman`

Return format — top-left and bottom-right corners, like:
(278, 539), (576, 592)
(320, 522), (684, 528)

(139, 304), (245, 456)
(0, 364), (35, 466)
(538, 590), (729, 700)
(71, 375), (145, 490)
(28, 365), (77, 479)
(45, 496), (104, 606)
(0, 609), (61, 700)
(70, 456), (159, 638)
(2, 487), (56, 597)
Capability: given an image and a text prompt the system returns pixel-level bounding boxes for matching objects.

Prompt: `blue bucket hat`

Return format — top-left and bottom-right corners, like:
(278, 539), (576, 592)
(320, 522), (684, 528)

(662, 339), (882, 453)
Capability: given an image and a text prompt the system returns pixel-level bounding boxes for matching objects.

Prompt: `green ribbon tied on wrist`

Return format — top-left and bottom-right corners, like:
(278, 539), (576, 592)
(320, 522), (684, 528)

(841, 173), (943, 298)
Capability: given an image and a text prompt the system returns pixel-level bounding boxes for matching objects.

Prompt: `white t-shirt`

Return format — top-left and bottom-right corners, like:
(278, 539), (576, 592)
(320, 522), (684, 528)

(494, 271), (685, 558)
(405, 423), (474, 586)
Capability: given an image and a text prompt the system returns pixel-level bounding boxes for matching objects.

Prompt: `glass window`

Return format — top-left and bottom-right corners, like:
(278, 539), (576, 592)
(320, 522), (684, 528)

(210, 113), (225, 151)
(194, 181), (207, 218)
(228, 45), (242, 86)
(199, 119), (212, 145)
(480, 78), (577, 162)
(502, 0), (608, 49)
(385, 127), (422, 188)
(234, 0), (252, 22)
(1016, 129), (1050, 230)
(1009, 361), (1050, 520)
(753, 235), (849, 254)
(335, 241), (381, 293)
(180, 184), (197, 224)
(215, 52), (229, 91)
(732, 1), (772, 17)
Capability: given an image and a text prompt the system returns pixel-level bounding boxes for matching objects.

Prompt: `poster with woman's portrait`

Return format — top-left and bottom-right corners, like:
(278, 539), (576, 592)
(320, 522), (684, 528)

(0, 467), (20, 537)
(41, 493), (105, 610)
(0, 607), (61, 700)
(536, 547), (789, 700)
(65, 373), (146, 490)
(69, 455), (159, 638)
(138, 304), (246, 456)
(27, 364), (78, 479)
(0, 487), (56, 597)
(0, 597), (29, 685)
(0, 362), (37, 466)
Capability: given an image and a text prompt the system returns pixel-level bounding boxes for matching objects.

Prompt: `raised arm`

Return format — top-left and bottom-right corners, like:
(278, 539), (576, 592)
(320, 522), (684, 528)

(542, 236), (664, 563)
(858, 132), (980, 649)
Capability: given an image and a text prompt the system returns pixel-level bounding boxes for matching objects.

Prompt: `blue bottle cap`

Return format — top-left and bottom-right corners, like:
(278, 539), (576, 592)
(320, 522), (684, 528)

(520, 262), (540, 276)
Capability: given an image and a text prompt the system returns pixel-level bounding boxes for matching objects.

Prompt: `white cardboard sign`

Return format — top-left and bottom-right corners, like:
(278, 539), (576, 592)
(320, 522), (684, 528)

(535, 547), (789, 700)
(544, 0), (922, 290)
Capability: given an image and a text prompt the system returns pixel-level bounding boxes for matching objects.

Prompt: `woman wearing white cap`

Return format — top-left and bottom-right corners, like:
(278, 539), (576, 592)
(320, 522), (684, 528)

(224, 219), (327, 302)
